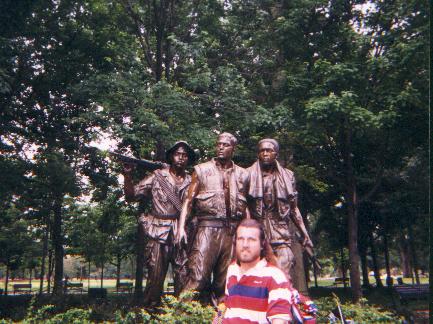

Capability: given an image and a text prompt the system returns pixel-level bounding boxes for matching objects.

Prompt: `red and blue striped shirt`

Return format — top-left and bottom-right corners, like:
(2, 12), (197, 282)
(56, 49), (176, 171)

(223, 259), (294, 324)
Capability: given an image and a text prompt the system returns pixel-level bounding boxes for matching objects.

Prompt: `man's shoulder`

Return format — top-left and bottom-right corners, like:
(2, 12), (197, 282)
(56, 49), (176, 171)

(226, 262), (240, 279)
(246, 160), (259, 169)
(194, 160), (215, 170)
(233, 163), (248, 176)
(138, 171), (156, 184)
(277, 161), (294, 176)
(259, 262), (291, 284)
(283, 167), (294, 177)
(154, 167), (169, 176)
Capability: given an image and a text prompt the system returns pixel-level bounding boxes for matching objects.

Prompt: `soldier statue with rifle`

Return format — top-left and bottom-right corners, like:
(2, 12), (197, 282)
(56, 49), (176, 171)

(122, 141), (196, 306)
(246, 138), (317, 292)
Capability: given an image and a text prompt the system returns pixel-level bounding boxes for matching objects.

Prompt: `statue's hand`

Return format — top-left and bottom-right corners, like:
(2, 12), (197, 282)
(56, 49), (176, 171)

(175, 226), (187, 246)
(303, 236), (314, 249)
(123, 162), (135, 175)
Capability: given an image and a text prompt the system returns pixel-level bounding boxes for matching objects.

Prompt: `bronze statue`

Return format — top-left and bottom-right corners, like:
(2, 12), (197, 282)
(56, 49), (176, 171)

(175, 132), (249, 304)
(123, 141), (196, 306)
(246, 139), (313, 291)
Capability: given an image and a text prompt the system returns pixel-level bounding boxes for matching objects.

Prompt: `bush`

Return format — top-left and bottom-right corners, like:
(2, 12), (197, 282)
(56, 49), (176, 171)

(22, 297), (92, 324)
(7, 292), (405, 323)
(114, 291), (215, 323)
(153, 291), (215, 323)
(315, 295), (404, 323)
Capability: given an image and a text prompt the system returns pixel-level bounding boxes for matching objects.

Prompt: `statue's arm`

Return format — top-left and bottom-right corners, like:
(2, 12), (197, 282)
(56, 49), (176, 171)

(288, 173), (313, 247)
(243, 169), (251, 219)
(123, 164), (136, 202)
(175, 171), (199, 244)
(289, 204), (313, 247)
(123, 164), (153, 202)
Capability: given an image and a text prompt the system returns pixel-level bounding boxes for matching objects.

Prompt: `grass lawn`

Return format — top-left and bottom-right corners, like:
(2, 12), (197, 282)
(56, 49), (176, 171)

(1, 276), (427, 293)
(0, 279), (143, 294)
(4, 277), (195, 293)
(310, 276), (429, 288)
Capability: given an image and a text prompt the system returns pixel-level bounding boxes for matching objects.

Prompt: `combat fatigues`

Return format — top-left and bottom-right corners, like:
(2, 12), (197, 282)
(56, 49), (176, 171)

(182, 158), (248, 302)
(135, 168), (191, 305)
(247, 160), (307, 292)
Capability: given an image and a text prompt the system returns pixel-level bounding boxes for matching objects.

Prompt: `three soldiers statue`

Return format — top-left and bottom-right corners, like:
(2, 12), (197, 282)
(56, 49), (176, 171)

(122, 133), (313, 306)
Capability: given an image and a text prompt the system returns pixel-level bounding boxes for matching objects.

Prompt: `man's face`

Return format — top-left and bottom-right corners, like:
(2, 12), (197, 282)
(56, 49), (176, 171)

(236, 226), (261, 264)
(258, 142), (277, 166)
(216, 137), (235, 160)
(171, 146), (189, 169)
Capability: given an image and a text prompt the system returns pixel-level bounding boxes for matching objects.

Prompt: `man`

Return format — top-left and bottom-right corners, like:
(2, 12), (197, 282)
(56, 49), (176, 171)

(223, 218), (294, 324)
(246, 139), (313, 292)
(175, 132), (249, 304)
(123, 141), (196, 306)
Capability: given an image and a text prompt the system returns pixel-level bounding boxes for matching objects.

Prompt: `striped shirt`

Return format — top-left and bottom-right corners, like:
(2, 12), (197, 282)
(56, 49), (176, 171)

(223, 259), (293, 324)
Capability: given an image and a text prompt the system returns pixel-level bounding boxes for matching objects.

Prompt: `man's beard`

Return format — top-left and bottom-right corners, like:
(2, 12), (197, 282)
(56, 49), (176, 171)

(259, 159), (276, 167)
(237, 249), (260, 264)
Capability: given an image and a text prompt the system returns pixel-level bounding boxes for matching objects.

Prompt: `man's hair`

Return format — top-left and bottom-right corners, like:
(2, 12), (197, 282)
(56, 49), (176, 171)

(258, 138), (279, 153)
(234, 218), (278, 266)
(218, 132), (238, 147)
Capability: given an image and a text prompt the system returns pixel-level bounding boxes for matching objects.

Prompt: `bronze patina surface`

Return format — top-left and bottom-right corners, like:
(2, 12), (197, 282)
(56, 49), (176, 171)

(123, 141), (195, 306)
(176, 133), (249, 304)
(246, 139), (313, 293)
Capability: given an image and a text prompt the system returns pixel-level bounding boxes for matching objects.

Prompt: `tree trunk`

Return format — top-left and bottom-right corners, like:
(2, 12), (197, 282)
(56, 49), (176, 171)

(301, 210), (312, 285)
(313, 262), (318, 288)
(340, 247), (347, 288)
(346, 194), (362, 300)
(100, 263), (104, 289)
(154, 0), (165, 82)
(343, 126), (362, 302)
(52, 198), (64, 295)
(39, 224), (49, 295)
(398, 236), (411, 278)
(369, 233), (383, 288)
(359, 244), (370, 288)
(29, 268), (32, 286)
(88, 261), (91, 290)
(47, 249), (53, 294)
(407, 224), (420, 285)
(304, 253), (310, 284)
(116, 254), (121, 292)
(383, 233), (392, 286)
(134, 223), (145, 302)
(4, 266), (9, 295)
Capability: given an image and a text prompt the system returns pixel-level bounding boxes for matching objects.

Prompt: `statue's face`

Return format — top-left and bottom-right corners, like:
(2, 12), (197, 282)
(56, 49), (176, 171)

(215, 137), (235, 160)
(258, 142), (277, 166)
(171, 146), (189, 169)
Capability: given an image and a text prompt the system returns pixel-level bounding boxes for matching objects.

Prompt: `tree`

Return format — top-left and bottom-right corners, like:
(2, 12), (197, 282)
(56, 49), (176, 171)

(1, 0), (126, 294)
(66, 191), (136, 289)
(0, 205), (34, 294)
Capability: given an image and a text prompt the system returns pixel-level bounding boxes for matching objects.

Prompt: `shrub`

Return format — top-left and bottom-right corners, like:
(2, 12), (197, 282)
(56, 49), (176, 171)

(22, 296), (92, 324)
(153, 292), (215, 323)
(114, 291), (215, 323)
(315, 295), (404, 323)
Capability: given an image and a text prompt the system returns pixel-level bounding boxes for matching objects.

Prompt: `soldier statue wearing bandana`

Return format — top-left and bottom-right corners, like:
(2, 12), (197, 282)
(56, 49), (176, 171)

(246, 139), (313, 292)
(123, 141), (196, 306)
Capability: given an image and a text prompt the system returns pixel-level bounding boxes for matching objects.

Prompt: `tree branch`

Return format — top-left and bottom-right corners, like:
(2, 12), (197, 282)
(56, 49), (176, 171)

(120, 0), (155, 75)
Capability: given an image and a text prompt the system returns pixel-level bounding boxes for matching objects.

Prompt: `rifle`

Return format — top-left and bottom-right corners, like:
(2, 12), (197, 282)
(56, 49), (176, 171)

(286, 203), (322, 271)
(295, 232), (322, 271)
(108, 151), (168, 171)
